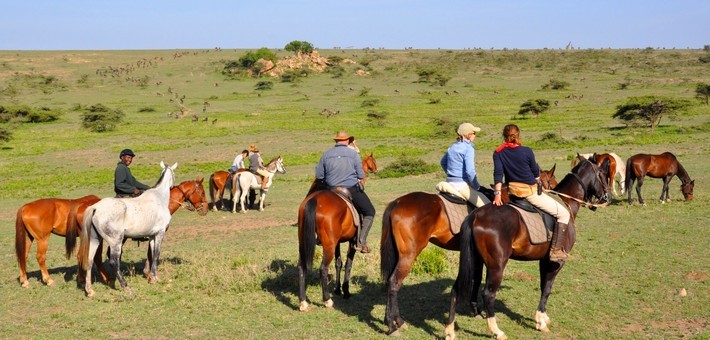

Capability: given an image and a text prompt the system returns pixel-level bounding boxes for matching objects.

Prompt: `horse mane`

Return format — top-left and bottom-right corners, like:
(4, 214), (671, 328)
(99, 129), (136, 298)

(675, 159), (692, 184)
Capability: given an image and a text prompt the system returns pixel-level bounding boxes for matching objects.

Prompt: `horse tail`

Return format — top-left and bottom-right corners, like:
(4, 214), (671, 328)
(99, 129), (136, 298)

(78, 206), (96, 271)
(298, 197), (318, 272)
(379, 200), (398, 282)
(455, 212), (477, 303)
(208, 173), (217, 204)
(625, 156), (635, 192)
(15, 206), (28, 272)
(64, 205), (81, 260)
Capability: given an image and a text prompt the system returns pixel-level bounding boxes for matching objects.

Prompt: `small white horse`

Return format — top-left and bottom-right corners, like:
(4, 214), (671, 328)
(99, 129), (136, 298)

(572, 152), (626, 195)
(231, 156), (286, 213)
(79, 161), (177, 297)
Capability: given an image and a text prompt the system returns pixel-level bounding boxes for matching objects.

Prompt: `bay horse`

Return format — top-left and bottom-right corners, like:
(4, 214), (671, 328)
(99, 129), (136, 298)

(297, 179), (358, 311)
(79, 162), (176, 297)
(15, 195), (101, 288)
(231, 156), (286, 213)
(444, 156), (611, 339)
(573, 152), (626, 196)
(625, 152), (694, 205)
(74, 178), (209, 284)
(380, 166), (558, 336)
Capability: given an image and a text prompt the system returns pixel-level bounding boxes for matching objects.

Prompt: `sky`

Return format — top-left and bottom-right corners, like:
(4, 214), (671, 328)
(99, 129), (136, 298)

(2, 1), (708, 50)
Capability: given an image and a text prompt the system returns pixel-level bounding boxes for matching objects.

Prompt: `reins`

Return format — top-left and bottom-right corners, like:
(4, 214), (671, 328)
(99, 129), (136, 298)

(543, 159), (610, 208)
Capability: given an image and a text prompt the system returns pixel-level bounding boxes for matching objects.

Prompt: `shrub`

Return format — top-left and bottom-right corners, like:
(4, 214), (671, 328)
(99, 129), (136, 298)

(518, 99), (551, 118)
(695, 83), (710, 105)
(698, 55), (710, 64)
(410, 247), (447, 275)
(280, 69), (309, 83)
(284, 40), (314, 55)
(81, 104), (125, 132)
(138, 107), (156, 112)
(361, 98), (380, 107)
(366, 111), (388, 126)
(541, 79), (570, 90)
(613, 96), (691, 132)
(415, 68), (450, 86)
(0, 127), (12, 144)
(0, 105), (61, 123)
(377, 157), (438, 178)
(255, 81), (273, 90)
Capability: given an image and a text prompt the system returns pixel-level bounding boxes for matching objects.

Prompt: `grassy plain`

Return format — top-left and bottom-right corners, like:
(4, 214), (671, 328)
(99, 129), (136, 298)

(0, 48), (708, 338)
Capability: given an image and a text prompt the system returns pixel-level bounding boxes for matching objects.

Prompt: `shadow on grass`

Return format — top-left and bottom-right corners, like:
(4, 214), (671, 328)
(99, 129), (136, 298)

(261, 259), (535, 337)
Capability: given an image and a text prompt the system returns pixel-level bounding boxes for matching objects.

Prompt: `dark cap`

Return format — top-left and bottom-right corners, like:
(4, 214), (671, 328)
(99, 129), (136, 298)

(119, 148), (136, 158)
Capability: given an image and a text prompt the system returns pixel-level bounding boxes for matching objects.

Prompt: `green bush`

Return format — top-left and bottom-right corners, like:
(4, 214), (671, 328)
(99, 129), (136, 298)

(0, 105), (61, 123)
(284, 40), (314, 55)
(138, 106), (156, 112)
(0, 127), (12, 144)
(377, 157), (438, 178)
(81, 104), (125, 132)
(541, 79), (570, 90)
(361, 98), (380, 107)
(255, 81), (273, 90)
(518, 99), (551, 117)
(410, 247), (447, 275)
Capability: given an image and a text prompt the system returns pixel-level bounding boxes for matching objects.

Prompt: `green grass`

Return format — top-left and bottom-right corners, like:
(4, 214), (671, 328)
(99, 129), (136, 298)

(0, 48), (708, 338)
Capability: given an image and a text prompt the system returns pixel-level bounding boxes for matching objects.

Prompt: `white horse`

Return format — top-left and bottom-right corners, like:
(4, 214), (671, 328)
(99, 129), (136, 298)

(231, 156), (286, 213)
(79, 161), (177, 297)
(572, 152), (626, 195)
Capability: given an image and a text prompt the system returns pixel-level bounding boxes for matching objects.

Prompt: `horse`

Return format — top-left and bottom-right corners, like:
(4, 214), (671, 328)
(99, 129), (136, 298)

(380, 166), (559, 336)
(572, 152), (626, 196)
(231, 156), (286, 213)
(444, 155), (611, 340)
(361, 152), (378, 182)
(297, 179), (358, 311)
(74, 178), (209, 283)
(15, 195), (101, 288)
(625, 152), (694, 205)
(208, 170), (231, 211)
(79, 162), (177, 297)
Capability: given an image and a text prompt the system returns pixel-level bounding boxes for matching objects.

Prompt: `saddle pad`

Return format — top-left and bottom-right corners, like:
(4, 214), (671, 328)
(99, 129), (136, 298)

(438, 194), (473, 235)
(509, 205), (551, 245)
(332, 191), (360, 229)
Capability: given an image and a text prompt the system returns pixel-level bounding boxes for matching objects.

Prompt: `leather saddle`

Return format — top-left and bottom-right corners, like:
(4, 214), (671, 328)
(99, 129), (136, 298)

(507, 197), (555, 244)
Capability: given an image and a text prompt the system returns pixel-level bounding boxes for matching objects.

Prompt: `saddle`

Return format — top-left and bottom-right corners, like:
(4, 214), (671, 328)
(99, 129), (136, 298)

(436, 192), (475, 235)
(507, 197), (555, 245)
(330, 187), (361, 229)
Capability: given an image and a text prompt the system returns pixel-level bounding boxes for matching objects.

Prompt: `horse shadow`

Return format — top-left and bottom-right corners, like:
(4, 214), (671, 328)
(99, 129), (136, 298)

(209, 191), (258, 212)
(261, 259), (533, 337)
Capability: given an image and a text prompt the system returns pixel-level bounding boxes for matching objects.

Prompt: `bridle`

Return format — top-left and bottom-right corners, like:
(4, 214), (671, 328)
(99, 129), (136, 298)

(172, 181), (207, 214)
(545, 158), (610, 209)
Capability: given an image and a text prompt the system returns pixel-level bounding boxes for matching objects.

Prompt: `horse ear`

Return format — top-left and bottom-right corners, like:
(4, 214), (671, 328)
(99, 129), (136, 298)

(170, 162), (178, 170)
(600, 157), (610, 173)
(576, 154), (586, 163)
(160, 161), (166, 169)
(551, 163), (556, 175)
(196, 176), (203, 183)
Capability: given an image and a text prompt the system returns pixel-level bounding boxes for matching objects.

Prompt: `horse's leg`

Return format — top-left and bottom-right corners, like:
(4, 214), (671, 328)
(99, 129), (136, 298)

(471, 250), (484, 317)
(258, 190), (266, 211)
(636, 176), (645, 205)
(107, 240), (128, 291)
(482, 263), (508, 339)
(627, 176), (635, 204)
(385, 257), (414, 335)
(535, 259), (564, 332)
(446, 276), (461, 340)
(84, 232), (101, 297)
(661, 176), (672, 203)
(236, 187), (246, 213)
(333, 243), (343, 296)
(19, 232), (33, 288)
(35, 237), (54, 286)
(342, 242), (356, 298)
(320, 244), (336, 308)
(148, 231), (165, 283)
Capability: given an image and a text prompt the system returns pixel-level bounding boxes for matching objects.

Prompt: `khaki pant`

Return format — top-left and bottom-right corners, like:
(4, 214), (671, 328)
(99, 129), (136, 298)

(441, 181), (490, 208)
(525, 191), (571, 224)
(255, 168), (269, 179)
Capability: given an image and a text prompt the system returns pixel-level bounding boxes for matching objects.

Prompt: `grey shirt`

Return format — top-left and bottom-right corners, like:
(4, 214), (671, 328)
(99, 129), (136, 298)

(315, 143), (364, 188)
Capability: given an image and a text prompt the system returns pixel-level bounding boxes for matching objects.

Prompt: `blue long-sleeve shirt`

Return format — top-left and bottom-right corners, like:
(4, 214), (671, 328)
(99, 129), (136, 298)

(493, 146), (540, 185)
(316, 144), (364, 188)
(440, 139), (481, 190)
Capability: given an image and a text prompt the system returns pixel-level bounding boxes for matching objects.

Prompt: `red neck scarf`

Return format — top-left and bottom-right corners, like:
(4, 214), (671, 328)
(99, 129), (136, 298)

(495, 141), (522, 153)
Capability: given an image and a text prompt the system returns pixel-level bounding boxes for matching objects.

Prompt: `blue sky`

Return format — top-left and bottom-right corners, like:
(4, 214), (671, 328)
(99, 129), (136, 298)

(2, 1), (708, 50)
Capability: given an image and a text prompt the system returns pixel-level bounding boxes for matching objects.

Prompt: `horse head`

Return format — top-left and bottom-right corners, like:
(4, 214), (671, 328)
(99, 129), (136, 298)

(158, 161), (178, 189)
(574, 156), (611, 209)
(364, 153), (378, 174)
(179, 177), (209, 216)
(540, 163), (557, 190)
(681, 179), (694, 201)
(273, 156), (286, 174)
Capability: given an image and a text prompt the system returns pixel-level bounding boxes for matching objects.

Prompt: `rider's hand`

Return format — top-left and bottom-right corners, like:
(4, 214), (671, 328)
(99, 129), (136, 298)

(493, 195), (503, 206)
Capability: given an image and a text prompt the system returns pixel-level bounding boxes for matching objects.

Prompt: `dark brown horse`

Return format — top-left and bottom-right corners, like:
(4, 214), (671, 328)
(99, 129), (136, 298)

(297, 179), (359, 311)
(380, 166), (558, 335)
(444, 156), (610, 339)
(76, 178), (209, 284)
(15, 195), (101, 288)
(625, 152), (694, 205)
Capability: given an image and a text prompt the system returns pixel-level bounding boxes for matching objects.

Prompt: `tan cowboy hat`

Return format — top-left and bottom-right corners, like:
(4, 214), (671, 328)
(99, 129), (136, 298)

(249, 144), (259, 152)
(333, 131), (355, 143)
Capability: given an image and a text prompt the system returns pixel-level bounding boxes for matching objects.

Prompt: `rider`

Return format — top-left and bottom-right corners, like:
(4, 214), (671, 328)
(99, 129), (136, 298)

(248, 144), (269, 190)
(315, 131), (376, 253)
(230, 149), (249, 173)
(492, 124), (571, 263)
(440, 122), (490, 207)
(114, 148), (150, 198)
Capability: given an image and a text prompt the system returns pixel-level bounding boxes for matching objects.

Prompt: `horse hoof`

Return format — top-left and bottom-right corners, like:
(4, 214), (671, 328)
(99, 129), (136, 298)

(86, 289), (95, 298)
(496, 333), (507, 340)
(21, 280), (30, 288)
(389, 330), (401, 337)
(324, 299), (334, 308)
(299, 301), (309, 312)
(444, 323), (456, 340)
(45, 278), (55, 286)
(538, 326), (550, 332)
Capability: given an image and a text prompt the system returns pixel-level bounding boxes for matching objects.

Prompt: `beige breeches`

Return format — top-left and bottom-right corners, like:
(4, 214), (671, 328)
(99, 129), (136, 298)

(525, 192), (571, 224)
(448, 182), (491, 208)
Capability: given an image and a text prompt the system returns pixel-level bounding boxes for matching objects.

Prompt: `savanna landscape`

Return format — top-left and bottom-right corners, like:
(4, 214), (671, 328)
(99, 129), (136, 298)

(0, 47), (708, 338)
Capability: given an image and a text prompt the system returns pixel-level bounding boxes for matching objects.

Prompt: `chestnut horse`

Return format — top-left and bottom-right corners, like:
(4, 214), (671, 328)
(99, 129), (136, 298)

(361, 153), (378, 182)
(380, 166), (558, 335)
(445, 156), (611, 339)
(208, 170), (235, 212)
(75, 178), (209, 284)
(297, 179), (361, 312)
(625, 152), (694, 205)
(15, 195), (101, 288)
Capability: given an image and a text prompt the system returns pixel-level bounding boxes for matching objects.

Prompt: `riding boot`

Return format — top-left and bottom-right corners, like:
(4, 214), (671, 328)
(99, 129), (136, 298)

(355, 216), (374, 253)
(549, 222), (569, 263)
(261, 176), (268, 190)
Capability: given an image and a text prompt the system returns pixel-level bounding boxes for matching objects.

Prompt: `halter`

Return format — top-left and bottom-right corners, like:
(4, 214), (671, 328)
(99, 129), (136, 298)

(172, 181), (206, 213)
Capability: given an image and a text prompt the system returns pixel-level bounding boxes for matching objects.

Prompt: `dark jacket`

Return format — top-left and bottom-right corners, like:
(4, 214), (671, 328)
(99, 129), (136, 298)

(114, 162), (149, 195)
(493, 146), (540, 185)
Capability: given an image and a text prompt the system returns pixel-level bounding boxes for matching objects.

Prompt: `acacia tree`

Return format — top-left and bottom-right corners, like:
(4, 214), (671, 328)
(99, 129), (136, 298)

(695, 83), (710, 105)
(518, 99), (551, 118)
(284, 40), (314, 55)
(613, 96), (690, 132)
